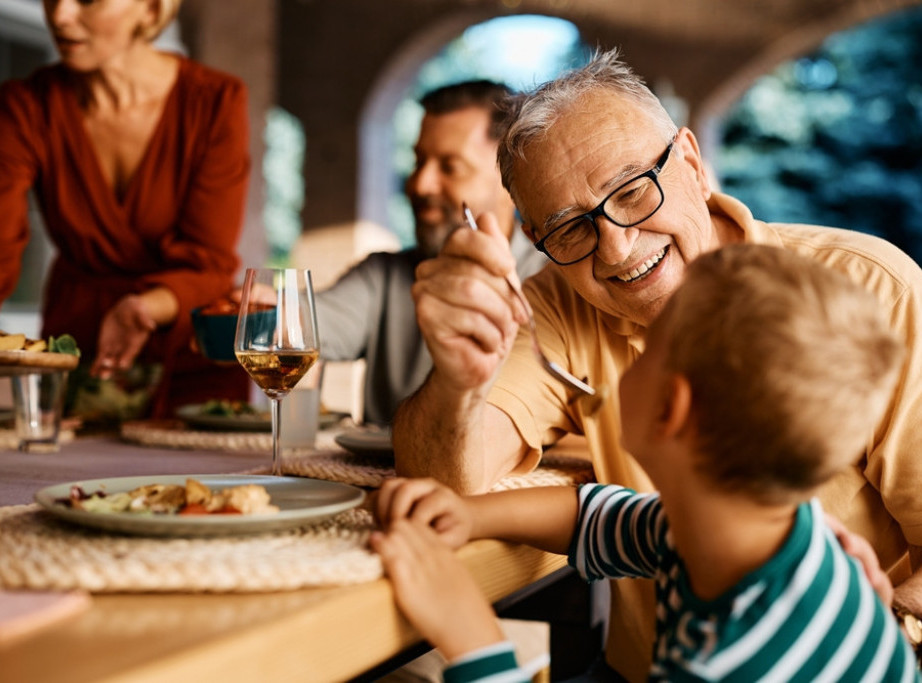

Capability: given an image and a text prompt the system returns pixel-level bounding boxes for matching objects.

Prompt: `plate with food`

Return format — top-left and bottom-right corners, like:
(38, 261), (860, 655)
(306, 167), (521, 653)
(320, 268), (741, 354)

(176, 400), (271, 432)
(34, 474), (365, 537)
(0, 332), (80, 376)
(334, 426), (393, 458)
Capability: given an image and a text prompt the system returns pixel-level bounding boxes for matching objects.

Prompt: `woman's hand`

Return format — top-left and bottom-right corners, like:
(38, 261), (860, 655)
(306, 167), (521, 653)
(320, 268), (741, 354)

(91, 294), (157, 378)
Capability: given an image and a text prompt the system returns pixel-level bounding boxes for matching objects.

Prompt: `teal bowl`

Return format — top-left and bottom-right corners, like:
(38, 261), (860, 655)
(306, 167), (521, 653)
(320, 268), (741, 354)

(191, 306), (239, 362)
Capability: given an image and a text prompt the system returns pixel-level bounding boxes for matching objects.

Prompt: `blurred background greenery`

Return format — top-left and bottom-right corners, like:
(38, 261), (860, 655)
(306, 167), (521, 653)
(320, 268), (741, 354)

(718, 7), (922, 262)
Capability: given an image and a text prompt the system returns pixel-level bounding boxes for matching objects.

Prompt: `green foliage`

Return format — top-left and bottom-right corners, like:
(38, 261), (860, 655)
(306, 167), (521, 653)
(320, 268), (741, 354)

(263, 107), (306, 265)
(717, 6), (922, 262)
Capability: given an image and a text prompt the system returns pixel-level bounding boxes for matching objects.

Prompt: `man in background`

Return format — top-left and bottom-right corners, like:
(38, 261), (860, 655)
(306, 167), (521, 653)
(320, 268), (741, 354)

(315, 80), (546, 425)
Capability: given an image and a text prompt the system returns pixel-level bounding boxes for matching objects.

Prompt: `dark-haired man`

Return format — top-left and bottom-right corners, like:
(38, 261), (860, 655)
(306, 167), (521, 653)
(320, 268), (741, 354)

(316, 80), (545, 425)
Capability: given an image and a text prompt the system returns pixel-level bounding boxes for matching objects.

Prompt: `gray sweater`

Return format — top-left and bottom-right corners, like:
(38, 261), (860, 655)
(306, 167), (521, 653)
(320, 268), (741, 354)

(315, 230), (547, 424)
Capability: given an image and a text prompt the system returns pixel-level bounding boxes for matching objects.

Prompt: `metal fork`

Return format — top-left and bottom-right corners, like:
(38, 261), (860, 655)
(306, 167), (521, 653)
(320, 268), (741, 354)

(462, 205), (602, 406)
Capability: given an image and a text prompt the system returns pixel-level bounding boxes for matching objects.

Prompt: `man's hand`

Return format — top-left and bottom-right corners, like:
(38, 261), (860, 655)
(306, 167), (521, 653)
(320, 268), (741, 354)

(392, 210), (534, 492)
(373, 477), (474, 549)
(825, 513), (893, 606)
(412, 210), (527, 393)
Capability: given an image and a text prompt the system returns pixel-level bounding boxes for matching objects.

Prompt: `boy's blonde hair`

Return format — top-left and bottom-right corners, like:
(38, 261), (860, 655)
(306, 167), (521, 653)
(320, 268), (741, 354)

(658, 244), (903, 504)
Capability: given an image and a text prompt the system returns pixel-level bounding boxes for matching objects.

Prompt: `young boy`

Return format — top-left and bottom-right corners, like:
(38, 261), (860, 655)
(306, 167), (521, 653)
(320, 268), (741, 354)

(371, 244), (919, 682)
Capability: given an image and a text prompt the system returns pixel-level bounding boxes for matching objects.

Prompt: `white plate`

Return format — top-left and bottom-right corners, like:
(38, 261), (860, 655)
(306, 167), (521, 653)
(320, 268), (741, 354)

(34, 474), (365, 537)
(334, 427), (393, 458)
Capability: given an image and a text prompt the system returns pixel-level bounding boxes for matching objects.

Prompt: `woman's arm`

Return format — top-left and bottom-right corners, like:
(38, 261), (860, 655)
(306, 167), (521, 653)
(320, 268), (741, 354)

(0, 80), (40, 305)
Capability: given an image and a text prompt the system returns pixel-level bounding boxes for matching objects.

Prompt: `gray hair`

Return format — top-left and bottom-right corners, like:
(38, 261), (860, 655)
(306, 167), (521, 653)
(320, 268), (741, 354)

(498, 48), (679, 219)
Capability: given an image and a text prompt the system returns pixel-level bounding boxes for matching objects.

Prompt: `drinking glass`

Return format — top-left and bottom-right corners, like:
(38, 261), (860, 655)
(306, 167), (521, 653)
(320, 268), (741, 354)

(234, 268), (320, 475)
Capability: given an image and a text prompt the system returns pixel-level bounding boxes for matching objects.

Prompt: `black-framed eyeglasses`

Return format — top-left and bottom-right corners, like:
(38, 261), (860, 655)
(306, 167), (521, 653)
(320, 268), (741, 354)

(534, 139), (675, 266)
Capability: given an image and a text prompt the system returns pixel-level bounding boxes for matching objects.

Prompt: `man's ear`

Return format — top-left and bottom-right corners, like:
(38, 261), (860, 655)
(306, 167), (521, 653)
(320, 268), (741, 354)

(676, 127), (712, 200)
(522, 223), (536, 242)
(660, 373), (692, 438)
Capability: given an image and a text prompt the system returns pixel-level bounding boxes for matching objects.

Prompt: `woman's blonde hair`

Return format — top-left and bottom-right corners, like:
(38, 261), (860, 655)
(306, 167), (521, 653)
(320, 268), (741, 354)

(656, 244), (903, 504)
(141, 0), (182, 41)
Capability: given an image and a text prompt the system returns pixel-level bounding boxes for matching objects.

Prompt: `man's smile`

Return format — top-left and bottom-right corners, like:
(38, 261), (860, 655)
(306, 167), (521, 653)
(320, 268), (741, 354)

(611, 245), (669, 284)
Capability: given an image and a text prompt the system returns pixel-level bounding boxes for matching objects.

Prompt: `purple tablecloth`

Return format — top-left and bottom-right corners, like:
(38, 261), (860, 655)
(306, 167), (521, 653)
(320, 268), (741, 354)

(0, 437), (270, 505)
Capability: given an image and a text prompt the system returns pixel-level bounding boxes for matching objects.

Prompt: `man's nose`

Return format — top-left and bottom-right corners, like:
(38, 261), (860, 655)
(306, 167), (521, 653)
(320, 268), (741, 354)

(406, 162), (440, 197)
(594, 218), (640, 264)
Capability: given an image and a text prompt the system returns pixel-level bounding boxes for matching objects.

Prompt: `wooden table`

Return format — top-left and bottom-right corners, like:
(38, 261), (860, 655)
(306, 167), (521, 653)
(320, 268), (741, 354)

(0, 435), (597, 682)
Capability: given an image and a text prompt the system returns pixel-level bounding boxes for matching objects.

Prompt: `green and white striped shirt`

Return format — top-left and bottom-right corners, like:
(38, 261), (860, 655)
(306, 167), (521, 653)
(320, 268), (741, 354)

(569, 484), (919, 682)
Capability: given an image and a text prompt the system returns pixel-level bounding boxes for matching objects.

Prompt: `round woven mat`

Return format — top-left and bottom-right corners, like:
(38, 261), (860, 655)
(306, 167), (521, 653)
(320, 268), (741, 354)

(0, 427), (75, 451)
(279, 450), (595, 492)
(120, 419), (341, 453)
(120, 421), (596, 492)
(0, 505), (381, 593)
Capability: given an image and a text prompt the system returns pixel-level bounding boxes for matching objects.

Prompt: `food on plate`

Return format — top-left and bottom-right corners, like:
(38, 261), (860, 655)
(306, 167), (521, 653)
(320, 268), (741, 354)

(59, 478), (279, 516)
(199, 399), (264, 417)
(0, 331), (80, 356)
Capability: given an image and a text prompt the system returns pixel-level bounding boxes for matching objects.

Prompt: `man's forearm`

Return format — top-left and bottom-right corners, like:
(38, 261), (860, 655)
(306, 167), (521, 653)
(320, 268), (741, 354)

(392, 371), (491, 493)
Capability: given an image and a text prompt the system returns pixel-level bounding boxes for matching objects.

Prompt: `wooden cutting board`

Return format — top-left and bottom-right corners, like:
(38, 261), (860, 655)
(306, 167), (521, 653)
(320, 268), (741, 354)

(0, 351), (80, 376)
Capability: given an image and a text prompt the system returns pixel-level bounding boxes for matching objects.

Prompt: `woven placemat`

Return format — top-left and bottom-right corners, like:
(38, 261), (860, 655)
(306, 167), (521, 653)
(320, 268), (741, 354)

(0, 427), (76, 451)
(120, 422), (596, 492)
(0, 505), (381, 593)
(120, 419), (340, 453)
(279, 450), (596, 491)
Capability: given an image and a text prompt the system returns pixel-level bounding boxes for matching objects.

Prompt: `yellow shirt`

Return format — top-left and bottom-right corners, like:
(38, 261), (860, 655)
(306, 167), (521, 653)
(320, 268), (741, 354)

(489, 192), (922, 681)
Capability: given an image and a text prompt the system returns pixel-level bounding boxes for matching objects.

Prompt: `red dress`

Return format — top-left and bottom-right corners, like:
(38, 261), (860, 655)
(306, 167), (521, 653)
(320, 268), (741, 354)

(0, 57), (251, 416)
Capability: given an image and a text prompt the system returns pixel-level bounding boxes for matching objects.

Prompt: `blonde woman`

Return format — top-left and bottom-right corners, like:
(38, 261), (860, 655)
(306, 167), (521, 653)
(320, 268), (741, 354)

(0, 0), (250, 416)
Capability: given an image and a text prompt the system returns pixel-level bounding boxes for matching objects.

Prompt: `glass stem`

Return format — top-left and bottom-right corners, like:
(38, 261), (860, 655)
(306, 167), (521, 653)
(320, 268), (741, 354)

(271, 397), (283, 476)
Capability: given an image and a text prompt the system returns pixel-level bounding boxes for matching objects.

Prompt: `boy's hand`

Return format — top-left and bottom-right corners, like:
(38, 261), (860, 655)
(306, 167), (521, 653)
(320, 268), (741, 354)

(369, 518), (504, 660)
(373, 478), (474, 549)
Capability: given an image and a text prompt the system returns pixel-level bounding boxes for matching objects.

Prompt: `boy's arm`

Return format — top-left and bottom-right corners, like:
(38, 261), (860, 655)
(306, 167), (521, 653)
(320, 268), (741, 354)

(467, 487), (580, 555)
(374, 479), (580, 556)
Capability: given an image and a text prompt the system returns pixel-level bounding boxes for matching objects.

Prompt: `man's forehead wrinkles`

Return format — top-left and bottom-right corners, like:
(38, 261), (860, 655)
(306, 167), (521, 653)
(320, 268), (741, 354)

(539, 159), (643, 233)
(602, 161), (644, 192)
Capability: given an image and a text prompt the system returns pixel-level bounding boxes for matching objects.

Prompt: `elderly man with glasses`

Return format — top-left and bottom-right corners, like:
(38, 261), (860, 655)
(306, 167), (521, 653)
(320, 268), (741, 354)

(393, 48), (922, 680)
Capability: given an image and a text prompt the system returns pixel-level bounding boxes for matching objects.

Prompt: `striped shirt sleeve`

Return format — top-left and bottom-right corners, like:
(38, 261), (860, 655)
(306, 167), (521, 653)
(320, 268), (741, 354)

(568, 483), (666, 582)
(443, 641), (530, 683)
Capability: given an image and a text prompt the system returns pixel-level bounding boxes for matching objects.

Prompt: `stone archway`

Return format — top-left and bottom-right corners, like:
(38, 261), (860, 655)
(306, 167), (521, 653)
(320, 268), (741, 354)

(357, 9), (495, 232)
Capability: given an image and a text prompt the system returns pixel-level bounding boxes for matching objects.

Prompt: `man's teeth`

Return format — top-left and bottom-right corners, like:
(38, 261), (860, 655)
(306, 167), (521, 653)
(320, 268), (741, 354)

(615, 248), (667, 283)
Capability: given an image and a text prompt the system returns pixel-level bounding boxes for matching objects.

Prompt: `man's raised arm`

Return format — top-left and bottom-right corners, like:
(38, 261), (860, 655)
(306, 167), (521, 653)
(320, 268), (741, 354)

(392, 211), (531, 494)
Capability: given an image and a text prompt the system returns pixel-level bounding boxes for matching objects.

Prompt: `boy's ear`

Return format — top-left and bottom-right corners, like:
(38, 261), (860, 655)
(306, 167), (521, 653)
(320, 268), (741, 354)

(660, 373), (692, 438)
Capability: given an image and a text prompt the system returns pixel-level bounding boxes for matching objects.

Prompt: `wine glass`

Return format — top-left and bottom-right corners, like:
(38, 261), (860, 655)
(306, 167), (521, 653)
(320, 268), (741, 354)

(234, 268), (320, 476)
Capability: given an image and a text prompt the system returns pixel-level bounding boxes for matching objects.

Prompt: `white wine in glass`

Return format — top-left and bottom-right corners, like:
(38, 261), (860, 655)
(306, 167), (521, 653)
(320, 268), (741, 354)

(234, 268), (320, 476)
